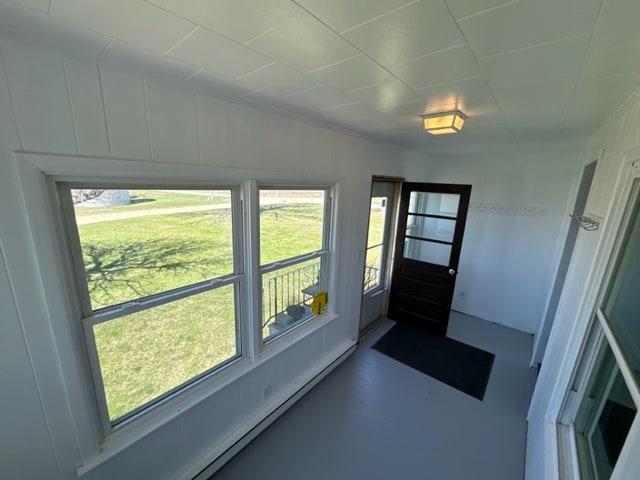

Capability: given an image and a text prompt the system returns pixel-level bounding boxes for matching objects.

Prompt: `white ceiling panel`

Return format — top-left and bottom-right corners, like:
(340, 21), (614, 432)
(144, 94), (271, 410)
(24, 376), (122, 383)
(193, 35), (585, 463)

(392, 44), (482, 90)
(147, 0), (301, 45)
(3, 0), (640, 153)
(445, 0), (517, 20)
(182, 70), (260, 99)
(348, 78), (420, 110)
(479, 35), (589, 88)
(492, 74), (577, 116)
(459, 0), (602, 58)
(102, 41), (201, 84)
(168, 27), (272, 78)
(318, 101), (380, 122)
(307, 54), (395, 92)
(51, 0), (196, 54)
(343, 0), (465, 67)
(237, 62), (320, 96)
(286, 85), (357, 111)
(589, 0), (640, 50)
(570, 73), (640, 117)
(245, 11), (359, 73)
(415, 76), (501, 120)
(580, 42), (640, 80)
(294, 0), (417, 33)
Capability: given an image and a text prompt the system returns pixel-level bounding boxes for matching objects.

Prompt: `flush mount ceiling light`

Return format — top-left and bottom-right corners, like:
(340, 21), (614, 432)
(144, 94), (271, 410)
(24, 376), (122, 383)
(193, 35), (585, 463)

(421, 110), (466, 135)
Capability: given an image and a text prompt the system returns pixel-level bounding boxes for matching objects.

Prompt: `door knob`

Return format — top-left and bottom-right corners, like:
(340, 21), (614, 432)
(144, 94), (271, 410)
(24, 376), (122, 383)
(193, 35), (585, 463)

(448, 268), (456, 276)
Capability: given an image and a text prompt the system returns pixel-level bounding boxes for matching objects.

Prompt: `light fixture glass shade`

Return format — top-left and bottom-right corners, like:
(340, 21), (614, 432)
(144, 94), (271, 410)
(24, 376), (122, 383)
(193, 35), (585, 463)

(421, 110), (466, 135)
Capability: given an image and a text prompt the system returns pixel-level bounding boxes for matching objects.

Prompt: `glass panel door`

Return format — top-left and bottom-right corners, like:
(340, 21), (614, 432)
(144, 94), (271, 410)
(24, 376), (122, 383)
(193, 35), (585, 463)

(360, 180), (399, 332)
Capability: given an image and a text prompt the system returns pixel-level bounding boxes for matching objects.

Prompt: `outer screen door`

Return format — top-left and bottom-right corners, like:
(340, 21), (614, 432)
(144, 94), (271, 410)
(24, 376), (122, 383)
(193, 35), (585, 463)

(360, 179), (399, 332)
(388, 182), (471, 336)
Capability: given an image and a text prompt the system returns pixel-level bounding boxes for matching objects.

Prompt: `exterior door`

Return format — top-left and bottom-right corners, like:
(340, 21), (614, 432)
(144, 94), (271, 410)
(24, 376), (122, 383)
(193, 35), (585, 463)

(360, 179), (400, 332)
(388, 182), (471, 336)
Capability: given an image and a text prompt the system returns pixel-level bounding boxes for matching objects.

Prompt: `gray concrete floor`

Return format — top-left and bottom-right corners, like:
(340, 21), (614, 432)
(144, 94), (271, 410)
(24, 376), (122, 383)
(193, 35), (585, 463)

(213, 311), (533, 480)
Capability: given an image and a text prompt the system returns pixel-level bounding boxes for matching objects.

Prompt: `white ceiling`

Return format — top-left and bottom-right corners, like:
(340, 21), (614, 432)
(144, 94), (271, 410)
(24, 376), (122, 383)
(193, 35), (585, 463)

(1, 0), (639, 153)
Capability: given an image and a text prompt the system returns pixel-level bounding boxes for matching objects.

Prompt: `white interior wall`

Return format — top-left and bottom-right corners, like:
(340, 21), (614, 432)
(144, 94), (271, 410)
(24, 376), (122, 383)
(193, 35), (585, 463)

(0, 37), (410, 480)
(404, 146), (583, 334)
(526, 94), (640, 480)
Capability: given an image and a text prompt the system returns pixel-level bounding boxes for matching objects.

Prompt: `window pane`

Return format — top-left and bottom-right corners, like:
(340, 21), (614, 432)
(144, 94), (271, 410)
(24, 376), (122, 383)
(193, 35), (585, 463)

(603, 194), (640, 384)
(262, 257), (323, 340)
(409, 192), (459, 217)
(367, 196), (387, 247)
(575, 341), (636, 479)
(404, 238), (451, 265)
(406, 215), (455, 243)
(93, 285), (238, 422)
(259, 189), (325, 265)
(364, 245), (382, 291)
(72, 189), (233, 310)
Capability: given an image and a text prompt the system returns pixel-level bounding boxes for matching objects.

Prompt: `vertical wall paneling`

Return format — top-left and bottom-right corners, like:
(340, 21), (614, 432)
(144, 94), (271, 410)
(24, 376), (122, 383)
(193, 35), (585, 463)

(146, 80), (199, 163)
(526, 97), (640, 480)
(0, 37), (409, 479)
(228, 102), (271, 169)
(404, 147), (581, 334)
(1, 40), (77, 154)
(0, 45), (22, 152)
(196, 93), (230, 166)
(64, 57), (110, 157)
(0, 242), (60, 480)
(100, 67), (152, 160)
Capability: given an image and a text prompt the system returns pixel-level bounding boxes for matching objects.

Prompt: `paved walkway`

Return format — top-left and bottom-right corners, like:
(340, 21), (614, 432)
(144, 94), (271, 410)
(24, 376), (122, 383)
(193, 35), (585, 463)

(76, 196), (324, 225)
(76, 204), (229, 225)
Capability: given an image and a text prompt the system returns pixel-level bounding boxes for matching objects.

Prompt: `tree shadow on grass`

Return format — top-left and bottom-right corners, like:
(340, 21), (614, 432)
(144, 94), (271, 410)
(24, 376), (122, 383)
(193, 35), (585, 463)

(83, 239), (226, 306)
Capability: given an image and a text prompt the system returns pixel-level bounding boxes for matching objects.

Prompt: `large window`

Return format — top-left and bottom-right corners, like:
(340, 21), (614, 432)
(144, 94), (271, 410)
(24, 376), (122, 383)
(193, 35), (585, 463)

(62, 188), (242, 426)
(259, 188), (330, 340)
(570, 179), (640, 478)
(58, 182), (334, 431)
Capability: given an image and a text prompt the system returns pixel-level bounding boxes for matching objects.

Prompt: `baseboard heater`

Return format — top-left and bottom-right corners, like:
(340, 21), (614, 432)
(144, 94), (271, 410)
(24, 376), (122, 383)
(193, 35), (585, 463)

(189, 344), (357, 480)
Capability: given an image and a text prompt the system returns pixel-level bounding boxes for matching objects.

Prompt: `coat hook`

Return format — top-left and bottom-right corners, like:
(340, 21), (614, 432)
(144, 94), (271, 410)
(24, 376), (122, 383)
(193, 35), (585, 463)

(570, 214), (600, 231)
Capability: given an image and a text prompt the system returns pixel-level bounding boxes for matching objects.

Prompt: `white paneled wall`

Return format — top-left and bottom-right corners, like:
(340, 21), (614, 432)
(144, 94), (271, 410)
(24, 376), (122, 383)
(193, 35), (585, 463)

(405, 146), (582, 334)
(0, 36), (408, 480)
(526, 95), (640, 480)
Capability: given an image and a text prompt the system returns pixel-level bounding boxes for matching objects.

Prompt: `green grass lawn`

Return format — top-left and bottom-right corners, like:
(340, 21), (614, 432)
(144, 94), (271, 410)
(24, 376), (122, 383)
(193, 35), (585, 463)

(76, 190), (341, 421)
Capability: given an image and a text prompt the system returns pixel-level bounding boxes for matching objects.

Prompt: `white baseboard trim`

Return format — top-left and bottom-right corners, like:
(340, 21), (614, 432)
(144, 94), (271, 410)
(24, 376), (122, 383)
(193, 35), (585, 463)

(184, 343), (357, 480)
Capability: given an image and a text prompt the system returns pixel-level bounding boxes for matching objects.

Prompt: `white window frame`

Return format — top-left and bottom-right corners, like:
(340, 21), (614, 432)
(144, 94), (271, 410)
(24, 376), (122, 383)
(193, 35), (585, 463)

(558, 157), (640, 479)
(58, 183), (246, 432)
(257, 185), (333, 343)
(11, 153), (339, 470)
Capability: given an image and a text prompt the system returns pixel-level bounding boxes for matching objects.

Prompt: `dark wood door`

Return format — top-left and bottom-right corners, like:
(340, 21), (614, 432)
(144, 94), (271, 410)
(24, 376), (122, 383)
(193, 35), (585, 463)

(388, 182), (471, 336)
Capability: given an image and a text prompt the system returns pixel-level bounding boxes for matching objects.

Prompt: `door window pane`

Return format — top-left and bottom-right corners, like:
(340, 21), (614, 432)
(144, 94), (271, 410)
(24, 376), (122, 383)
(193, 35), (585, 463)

(603, 195), (640, 385)
(367, 196), (387, 246)
(404, 238), (451, 265)
(406, 215), (455, 242)
(364, 244), (383, 291)
(409, 192), (459, 217)
(73, 189), (233, 310)
(259, 189), (325, 265)
(93, 285), (238, 422)
(364, 196), (388, 291)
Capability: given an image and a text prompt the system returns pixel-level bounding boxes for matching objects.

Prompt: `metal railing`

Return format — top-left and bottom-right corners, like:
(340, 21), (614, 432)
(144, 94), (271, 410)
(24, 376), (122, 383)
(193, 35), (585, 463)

(262, 261), (320, 328)
(262, 261), (381, 331)
(363, 264), (380, 292)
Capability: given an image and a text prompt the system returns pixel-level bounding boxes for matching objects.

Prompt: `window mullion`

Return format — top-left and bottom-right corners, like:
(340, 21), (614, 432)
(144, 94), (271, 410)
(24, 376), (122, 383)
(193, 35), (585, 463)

(243, 180), (261, 359)
(89, 273), (242, 324)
